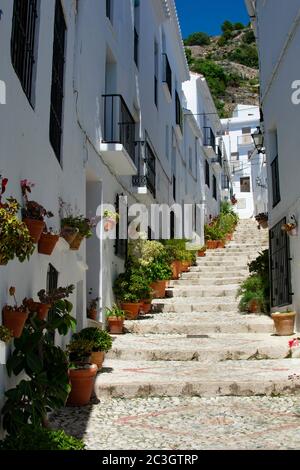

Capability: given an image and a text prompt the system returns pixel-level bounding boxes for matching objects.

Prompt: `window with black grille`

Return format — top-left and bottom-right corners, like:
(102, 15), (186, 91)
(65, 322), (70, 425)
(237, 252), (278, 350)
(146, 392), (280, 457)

(172, 174), (176, 200)
(205, 160), (210, 187)
(175, 91), (183, 131)
(270, 218), (292, 308)
(213, 175), (217, 200)
(134, 28), (139, 67)
(271, 156), (281, 207)
(11, 0), (38, 105)
(49, 0), (66, 163)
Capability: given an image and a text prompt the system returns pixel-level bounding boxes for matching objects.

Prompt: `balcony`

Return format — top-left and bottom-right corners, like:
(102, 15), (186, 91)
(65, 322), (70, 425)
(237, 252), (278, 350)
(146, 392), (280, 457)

(212, 145), (223, 171)
(162, 53), (172, 100)
(101, 94), (137, 176)
(203, 127), (216, 157)
(237, 134), (254, 147)
(132, 141), (156, 200)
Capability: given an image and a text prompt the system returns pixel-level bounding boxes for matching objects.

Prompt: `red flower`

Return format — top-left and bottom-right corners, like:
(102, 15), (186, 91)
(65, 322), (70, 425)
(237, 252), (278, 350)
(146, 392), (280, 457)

(1, 178), (8, 195)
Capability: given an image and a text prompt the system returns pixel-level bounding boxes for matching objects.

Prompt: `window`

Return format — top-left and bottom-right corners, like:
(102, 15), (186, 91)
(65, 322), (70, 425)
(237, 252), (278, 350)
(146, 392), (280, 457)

(205, 160), (210, 187)
(11, 0), (38, 105)
(270, 218), (292, 307)
(175, 91), (182, 131)
(222, 174), (229, 190)
(106, 0), (112, 21)
(213, 175), (217, 200)
(240, 177), (250, 192)
(134, 28), (139, 67)
(242, 127), (251, 134)
(231, 152), (239, 161)
(271, 156), (281, 207)
(154, 41), (158, 107)
(49, 0), (66, 163)
(162, 53), (172, 96)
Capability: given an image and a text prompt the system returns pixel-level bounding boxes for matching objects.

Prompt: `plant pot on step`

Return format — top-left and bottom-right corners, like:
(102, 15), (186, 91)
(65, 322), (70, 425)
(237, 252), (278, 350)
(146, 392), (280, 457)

(217, 240), (225, 249)
(69, 233), (84, 251)
(23, 218), (45, 243)
(175, 260), (182, 277)
(121, 303), (141, 320)
(38, 233), (59, 255)
(2, 307), (28, 338)
(107, 317), (124, 334)
(206, 240), (218, 250)
(90, 351), (105, 370)
(87, 308), (97, 321)
(198, 250), (206, 257)
(150, 280), (167, 299)
(61, 226), (79, 246)
(247, 299), (260, 314)
(67, 363), (98, 406)
(271, 312), (296, 336)
(171, 261), (179, 280)
(141, 300), (152, 314)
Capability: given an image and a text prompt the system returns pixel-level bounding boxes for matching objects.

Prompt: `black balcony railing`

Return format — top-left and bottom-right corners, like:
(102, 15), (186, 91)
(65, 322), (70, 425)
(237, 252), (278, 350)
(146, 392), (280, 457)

(102, 94), (136, 164)
(132, 141), (156, 197)
(203, 126), (216, 149)
(162, 53), (172, 96)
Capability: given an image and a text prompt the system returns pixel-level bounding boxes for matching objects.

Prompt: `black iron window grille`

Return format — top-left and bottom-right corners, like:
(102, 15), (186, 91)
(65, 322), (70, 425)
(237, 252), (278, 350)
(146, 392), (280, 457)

(270, 217), (292, 308)
(102, 94), (136, 165)
(162, 53), (172, 96)
(213, 175), (217, 200)
(115, 194), (128, 260)
(11, 0), (38, 105)
(173, 175), (176, 201)
(175, 91), (183, 132)
(205, 160), (210, 187)
(221, 174), (229, 190)
(271, 155), (281, 207)
(203, 127), (216, 149)
(132, 141), (156, 197)
(49, 0), (66, 163)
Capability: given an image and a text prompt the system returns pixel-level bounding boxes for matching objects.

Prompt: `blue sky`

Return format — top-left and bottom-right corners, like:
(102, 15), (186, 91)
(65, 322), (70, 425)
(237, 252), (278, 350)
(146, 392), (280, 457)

(175, 0), (250, 38)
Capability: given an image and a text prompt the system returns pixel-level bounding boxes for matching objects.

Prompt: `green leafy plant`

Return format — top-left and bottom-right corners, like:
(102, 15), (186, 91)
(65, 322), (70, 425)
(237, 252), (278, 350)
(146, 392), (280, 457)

(72, 327), (112, 353)
(66, 338), (93, 363)
(204, 224), (225, 241)
(248, 249), (270, 312)
(236, 274), (267, 313)
(0, 425), (85, 450)
(2, 286), (77, 435)
(105, 304), (125, 319)
(113, 267), (151, 302)
(0, 325), (13, 343)
(59, 198), (97, 238)
(143, 257), (172, 282)
(0, 198), (35, 264)
(103, 210), (119, 221)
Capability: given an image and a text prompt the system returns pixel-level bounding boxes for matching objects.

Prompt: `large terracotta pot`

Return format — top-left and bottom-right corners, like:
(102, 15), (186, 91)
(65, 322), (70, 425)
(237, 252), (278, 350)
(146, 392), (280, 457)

(206, 240), (218, 250)
(121, 303), (141, 320)
(90, 351), (105, 370)
(107, 317), (124, 334)
(271, 312), (296, 336)
(38, 233), (59, 255)
(67, 364), (98, 406)
(69, 233), (84, 251)
(23, 218), (44, 243)
(171, 261), (179, 280)
(2, 307), (28, 338)
(150, 280), (167, 299)
(87, 308), (97, 321)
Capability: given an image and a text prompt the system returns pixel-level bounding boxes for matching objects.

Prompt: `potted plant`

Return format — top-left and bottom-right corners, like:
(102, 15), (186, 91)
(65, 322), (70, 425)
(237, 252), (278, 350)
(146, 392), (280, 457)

(38, 227), (60, 255)
(2, 287), (29, 338)
(255, 212), (268, 229)
(113, 269), (145, 319)
(198, 246), (207, 257)
(66, 337), (98, 406)
(144, 258), (172, 299)
(87, 288), (99, 321)
(59, 198), (97, 250)
(205, 224), (225, 250)
(0, 325), (13, 364)
(105, 304), (125, 334)
(281, 216), (297, 236)
(21, 180), (53, 243)
(72, 327), (112, 370)
(271, 310), (296, 336)
(236, 275), (267, 314)
(34, 284), (74, 322)
(0, 197), (35, 266)
(103, 209), (119, 232)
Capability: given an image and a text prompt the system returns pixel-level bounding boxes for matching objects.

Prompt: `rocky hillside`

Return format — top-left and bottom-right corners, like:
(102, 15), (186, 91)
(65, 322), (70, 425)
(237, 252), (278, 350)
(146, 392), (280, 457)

(184, 22), (259, 118)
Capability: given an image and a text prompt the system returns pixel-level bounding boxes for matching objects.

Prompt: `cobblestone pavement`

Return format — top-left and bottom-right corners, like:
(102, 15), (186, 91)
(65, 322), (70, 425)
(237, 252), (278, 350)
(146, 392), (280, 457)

(50, 396), (300, 450)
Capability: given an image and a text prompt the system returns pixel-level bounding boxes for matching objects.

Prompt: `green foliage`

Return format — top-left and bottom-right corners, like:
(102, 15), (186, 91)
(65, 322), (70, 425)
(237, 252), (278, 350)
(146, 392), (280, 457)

(2, 287), (76, 435)
(113, 266), (151, 302)
(73, 327), (112, 353)
(242, 30), (256, 44)
(105, 304), (125, 319)
(128, 239), (166, 268)
(228, 45), (259, 68)
(234, 22), (245, 31)
(236, 274), (267, 313)
(0, 425), (85, 450)
(0, 325), (13, 343)
(204, 224), (225, 241)
(184, 31), (211, 46)
(0, 198), (35, 264)
(163, 239), (190, 262)
(248, 249), (270, 312)
(66, 338), (93, 363)
(143, 257), (172, 282)
(222, 20), (234, 33)
(61, 215), (93, 238)
(185, 48), (194, 66)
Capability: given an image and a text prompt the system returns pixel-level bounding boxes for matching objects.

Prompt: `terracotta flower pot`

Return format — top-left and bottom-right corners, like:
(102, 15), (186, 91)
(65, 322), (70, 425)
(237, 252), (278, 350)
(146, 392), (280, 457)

(2, 307), (28, 338)
(171, 261), (179, 280)
(150, 280), (167, 299)
(88, 308), (97, 321)
(23, 218), (45, 243)
(217, 240), (225, 249)
(248, 299), (260, 314)
(141, 300), (152, 314)
(206, 240), (218, 250)
(67, 364), (98, 406)
(90, 351), (105, 370)
(271, 312), (296, 336)
(69, 233), (84, 251)
(121, 303), (141, 320)
(61, 226), (78, 246)
(38, 233), (59, 255)
(198, 250), (206, 257)
(107, 317), (124, 334)
(175, 260), (182, 277)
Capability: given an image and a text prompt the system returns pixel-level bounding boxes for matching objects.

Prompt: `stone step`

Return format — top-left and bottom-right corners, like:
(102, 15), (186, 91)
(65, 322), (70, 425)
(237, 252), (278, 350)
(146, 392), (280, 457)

(107, 333), (287, 362)
(169, 277), (245, 286)
(204, 250), (263, 257)
(95, 358), (300, 399)
(196, 257), (256, 265)
(125, 316), (274, 335)
(152, 299), (238, 313)
(166, 286), (239, 298)
(190, 265), (248, 273)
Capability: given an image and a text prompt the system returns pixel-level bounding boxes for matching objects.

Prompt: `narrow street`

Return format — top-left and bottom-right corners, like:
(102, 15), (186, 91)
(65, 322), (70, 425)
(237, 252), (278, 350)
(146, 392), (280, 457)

(51, 220), (300, 450)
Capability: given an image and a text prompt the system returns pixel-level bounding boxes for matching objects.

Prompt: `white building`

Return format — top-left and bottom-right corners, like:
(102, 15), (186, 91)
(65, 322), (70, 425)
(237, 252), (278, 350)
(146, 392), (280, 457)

(221, 105), (268, 219)
(246, 0), (300, 319)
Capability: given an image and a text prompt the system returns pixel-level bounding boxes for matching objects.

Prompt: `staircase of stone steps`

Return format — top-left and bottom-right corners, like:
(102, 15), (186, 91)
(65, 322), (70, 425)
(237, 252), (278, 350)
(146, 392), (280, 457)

(95, 220), (300, 399)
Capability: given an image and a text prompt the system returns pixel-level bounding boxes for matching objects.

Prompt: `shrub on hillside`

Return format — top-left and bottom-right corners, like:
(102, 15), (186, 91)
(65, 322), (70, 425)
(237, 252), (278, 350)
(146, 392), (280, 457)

(184, 31), (211, 46)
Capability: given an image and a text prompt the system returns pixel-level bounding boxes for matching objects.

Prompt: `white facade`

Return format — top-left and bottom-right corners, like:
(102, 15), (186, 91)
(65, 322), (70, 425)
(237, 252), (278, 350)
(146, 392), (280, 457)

(246, 0), (300, 319)
(221, 105), (268, 219)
